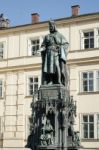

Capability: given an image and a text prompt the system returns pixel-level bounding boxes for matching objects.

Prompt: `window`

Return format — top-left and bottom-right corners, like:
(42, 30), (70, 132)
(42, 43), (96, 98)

(31, 39), (40, 55)
(28, 76), (38, 96)
(81, 72), (94, 92)
(28, 38), (40, 56)
(81, 114), (99, 140)
(97, 114), (99, 139)
(0, 42), (4, 59)
(84, 31), (94, 49)
(96, 71), (99, 91)
(80, 70), (99, 93)
(80, 30), (96, 49)
(82, 115), (94, 139)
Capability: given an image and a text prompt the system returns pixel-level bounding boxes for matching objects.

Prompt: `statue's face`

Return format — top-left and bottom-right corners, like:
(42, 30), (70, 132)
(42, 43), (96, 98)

(49, 22), (55, 33)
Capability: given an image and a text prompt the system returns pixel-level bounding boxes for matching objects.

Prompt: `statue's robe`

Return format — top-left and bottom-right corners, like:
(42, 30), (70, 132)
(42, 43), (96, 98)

(41, 31), (68, 85)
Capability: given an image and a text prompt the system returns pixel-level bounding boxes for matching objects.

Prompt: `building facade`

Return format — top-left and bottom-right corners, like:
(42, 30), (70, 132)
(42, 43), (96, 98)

(0, 5), (99, 150)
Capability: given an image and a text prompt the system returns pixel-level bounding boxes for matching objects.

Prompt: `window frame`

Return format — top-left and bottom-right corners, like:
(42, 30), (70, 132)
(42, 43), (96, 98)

(27, 37), (42, 56)
(83, 31), (94, 49)
(81, 114), (94, 139)
(95, 71), (99, 91)
(31, 39), (40, 55)
(80, 70), (99, 93)
(27, 75), (39, 96)
(97, 114), (99, 139)
(80, 113), (99, 140)
(81, 71), (94, 92)
(80, 29), (96, 50)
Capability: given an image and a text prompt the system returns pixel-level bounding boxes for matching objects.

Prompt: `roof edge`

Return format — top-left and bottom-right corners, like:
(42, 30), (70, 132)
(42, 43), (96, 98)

(0, 11), (99, 32)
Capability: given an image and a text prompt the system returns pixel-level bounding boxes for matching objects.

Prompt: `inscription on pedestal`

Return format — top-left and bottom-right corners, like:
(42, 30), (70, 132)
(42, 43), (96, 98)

(39, 85), (66, 101)
(41, 89), (59, 100)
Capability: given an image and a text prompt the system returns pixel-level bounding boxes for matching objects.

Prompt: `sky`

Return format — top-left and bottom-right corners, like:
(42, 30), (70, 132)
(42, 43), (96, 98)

(0, 0), (99, 27)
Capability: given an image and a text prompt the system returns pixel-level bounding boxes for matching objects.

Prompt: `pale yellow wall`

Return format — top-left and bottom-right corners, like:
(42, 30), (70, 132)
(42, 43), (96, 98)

(0, 18), (99, 60)
(0, 16), (99, 149)
(0, 30), (48, 60)
(8, 35), (20, 58)
(69, 62), (99, 149)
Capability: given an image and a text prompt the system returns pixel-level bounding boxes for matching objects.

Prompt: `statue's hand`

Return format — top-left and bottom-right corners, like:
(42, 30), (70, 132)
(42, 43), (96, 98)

(37, 47), (45, 53)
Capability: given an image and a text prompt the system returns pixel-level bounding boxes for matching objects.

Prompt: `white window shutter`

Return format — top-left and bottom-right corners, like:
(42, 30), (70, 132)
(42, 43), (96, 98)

(27, 39), (32, 56)
(94, 28), (99, 48)
(79, 72), (82, 92)
(80, 30), (84, 50)
(26, 75), (29, 96)
(37, 36), (44, 54)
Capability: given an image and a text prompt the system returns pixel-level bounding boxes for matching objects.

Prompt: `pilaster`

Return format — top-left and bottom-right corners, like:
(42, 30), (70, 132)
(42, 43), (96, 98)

(3, 72), (25, 148)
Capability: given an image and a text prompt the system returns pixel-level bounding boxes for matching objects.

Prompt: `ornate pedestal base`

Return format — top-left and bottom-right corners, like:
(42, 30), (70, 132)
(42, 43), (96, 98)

(37, 84), (68, 150)
(26, 84), (79, 150)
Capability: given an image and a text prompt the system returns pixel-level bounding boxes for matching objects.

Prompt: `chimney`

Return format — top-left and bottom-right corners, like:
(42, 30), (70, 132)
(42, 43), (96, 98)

(71, 5), (80, 17)
(31, 13), (39, 23)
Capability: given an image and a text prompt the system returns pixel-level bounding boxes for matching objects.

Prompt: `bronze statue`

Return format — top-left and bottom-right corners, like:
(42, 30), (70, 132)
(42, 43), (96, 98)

(40, 20), (69, 85)
(26, 20), (80, 150)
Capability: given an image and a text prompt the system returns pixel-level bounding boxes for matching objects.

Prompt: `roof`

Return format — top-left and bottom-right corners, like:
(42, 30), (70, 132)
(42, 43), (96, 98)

(0, 11), (99, 34)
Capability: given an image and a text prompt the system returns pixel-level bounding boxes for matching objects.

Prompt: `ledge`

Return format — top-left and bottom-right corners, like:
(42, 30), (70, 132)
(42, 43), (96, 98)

(25, 96), (32, 98)
(69, 47), (99, 53)
(78, 91), (99, 95)
(81, 138), (99, 142)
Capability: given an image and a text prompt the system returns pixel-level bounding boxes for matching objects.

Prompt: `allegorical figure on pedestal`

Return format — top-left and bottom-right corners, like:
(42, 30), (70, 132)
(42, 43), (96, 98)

(40, 119), (54, 146)
(40, 20), (69, 85)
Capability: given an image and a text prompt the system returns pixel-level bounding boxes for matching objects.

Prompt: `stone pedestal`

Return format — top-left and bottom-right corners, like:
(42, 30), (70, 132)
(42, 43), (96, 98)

(26, 84), (79, 150)
(37, 84), (69, 150)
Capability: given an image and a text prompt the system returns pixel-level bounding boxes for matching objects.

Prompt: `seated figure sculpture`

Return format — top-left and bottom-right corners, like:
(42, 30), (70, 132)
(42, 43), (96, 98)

(45, 119), (54, 145)
(40, 119), (54, 145)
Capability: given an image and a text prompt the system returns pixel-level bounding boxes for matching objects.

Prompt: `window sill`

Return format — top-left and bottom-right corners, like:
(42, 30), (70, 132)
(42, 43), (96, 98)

(31, 53), (41, 57)
(25, 96), (33, 98)
(81, 138), (99, 142)
(69, 47), (99, 53)
(83, 48), (95, 51)
(78, 91), (99, 95)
